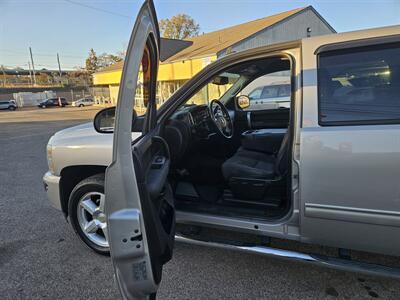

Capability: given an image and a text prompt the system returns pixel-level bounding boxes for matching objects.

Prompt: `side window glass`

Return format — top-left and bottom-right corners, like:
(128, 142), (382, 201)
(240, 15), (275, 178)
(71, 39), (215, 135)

(117, 44), (162, 116)
(248, 88), (262, 100)
(134, 47), (152, 116)
(279, 85), (291, 97)
(260, 86), (279, 99)
(98, 39), (157, 134)
(318, 42), (400, 125)
(241, 70), (291, 111)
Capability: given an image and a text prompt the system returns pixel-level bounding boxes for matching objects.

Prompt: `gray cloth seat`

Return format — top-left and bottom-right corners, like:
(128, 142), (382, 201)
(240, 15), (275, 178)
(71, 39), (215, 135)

(222, 132), (289, 182)
(222, 149), (276, 180)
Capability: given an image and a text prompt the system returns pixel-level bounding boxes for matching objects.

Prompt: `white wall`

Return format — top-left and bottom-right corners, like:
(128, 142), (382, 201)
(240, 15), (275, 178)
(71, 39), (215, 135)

(13, 91), (56, 107)
(218, 8), (334, 57)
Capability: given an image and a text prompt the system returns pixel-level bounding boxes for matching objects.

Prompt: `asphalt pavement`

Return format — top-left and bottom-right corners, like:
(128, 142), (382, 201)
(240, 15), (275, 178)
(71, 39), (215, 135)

(0, 106), (101, 124)
(1, 109), (400, 299)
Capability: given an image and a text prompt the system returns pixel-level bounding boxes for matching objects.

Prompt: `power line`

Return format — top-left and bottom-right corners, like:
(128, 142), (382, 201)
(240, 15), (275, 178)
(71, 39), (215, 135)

(0, 49), (86, 59)
(0, 49), (27, 55)
(1, 60), (83, 69)
(63, 0), (131, 19)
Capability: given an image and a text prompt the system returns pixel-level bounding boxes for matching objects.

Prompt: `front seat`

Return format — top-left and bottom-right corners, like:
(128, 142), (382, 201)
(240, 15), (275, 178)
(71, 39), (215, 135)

(222, 132), (289, 202)
(222, 132), (289, 191)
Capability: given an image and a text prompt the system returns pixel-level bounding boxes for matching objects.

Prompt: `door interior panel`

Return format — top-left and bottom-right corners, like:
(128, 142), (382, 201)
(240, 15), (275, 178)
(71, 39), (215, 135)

(249, 108), (290, 129)
(234, 108), (290, 138)
(131, 130), (175, 284)
(234, 108), (290, 136)
(241, 128), (286, 153)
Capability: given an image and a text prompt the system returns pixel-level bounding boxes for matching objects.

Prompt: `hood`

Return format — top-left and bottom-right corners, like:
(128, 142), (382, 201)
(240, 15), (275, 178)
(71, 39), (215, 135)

(48, 120), (141, 154)
(53, 122), (98, 138)
(47, 121), (141, 175)
(49, 122), (112, 147)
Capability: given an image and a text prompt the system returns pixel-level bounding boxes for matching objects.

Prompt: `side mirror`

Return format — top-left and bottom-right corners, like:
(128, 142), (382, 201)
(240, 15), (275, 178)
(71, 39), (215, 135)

(94, 107), (116, 133)
(237, 95), (250, 109)
(93, 107), (139, 133)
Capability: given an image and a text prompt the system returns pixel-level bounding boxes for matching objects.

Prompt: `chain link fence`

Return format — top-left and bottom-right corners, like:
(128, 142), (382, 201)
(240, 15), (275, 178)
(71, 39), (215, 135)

(0, 86), (111, 107)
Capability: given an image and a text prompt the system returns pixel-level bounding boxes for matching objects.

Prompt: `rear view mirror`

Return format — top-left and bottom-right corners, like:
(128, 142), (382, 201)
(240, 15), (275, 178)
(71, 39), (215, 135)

(212, 76), (229, 85)
(237, 95), (250, 109)
(94, 107), (116, 133)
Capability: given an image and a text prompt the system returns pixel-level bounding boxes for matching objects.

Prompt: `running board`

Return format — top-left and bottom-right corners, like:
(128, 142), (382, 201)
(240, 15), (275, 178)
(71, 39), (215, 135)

(175, 235), (400, 279)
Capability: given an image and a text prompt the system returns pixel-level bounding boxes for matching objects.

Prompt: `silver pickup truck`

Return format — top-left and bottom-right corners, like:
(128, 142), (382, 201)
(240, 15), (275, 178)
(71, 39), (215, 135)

(43, 2), (400, 298)
(44, 122), (138, 252)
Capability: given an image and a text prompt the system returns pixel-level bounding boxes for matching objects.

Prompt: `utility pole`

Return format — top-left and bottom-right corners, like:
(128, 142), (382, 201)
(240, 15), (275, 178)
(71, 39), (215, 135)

(29, 47), (37, 86)
(28, 61), (33, 86)
(57, 53), (62, 85)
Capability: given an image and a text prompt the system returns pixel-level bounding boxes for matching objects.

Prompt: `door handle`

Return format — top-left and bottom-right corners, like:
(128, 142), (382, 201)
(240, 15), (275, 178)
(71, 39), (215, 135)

(247, 111), (252, 129)
(152, 136), (170, 160)
(151, 156), (166, 169)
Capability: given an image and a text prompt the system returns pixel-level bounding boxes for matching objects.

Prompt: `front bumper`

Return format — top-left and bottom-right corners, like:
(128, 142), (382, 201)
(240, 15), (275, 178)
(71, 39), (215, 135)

(43, 171), (62, 210)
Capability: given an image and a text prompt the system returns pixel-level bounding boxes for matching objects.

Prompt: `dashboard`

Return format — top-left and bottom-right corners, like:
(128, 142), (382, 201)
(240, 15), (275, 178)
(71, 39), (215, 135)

(164, 101), (238, 165)
(172, 104), (213, 138)
(164, 104), (215, 163)
(188, 105), (210, 126)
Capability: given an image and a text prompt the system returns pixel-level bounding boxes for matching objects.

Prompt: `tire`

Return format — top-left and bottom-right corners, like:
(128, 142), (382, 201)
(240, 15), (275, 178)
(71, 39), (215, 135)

(79, 104), (84, 107)
(9, 106), (16, 111)
(68, 174), (109, 255)
(41, 105), (46, 108)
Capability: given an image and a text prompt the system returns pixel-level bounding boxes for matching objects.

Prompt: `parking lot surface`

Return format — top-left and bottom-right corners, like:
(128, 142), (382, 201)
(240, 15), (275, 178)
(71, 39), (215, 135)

(0, 106), (101, 123)
(1, 110), (400, 299)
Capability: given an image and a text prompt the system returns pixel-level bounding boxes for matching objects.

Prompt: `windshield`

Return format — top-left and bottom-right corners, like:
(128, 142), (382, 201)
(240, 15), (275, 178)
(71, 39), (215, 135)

(156, 71), (242, 112)
(183, 72), (241, 106)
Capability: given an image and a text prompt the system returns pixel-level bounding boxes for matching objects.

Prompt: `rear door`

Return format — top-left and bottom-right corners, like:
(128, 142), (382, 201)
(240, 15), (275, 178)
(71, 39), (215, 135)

(105, 1), (175, 298)
(300, 33), (400, 256)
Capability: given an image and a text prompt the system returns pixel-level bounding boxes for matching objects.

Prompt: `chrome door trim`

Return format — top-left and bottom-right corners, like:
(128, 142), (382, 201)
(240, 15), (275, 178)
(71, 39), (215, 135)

(305, 203), (400, 227)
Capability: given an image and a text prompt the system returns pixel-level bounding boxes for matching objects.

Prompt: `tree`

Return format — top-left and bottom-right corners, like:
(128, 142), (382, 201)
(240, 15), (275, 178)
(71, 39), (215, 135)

(85, 48), (98, 75)
(97, 53), (123, 69)
(116, 46), (127, 60)
(159, 14), (200, 39)
(85, 49), (124, 74)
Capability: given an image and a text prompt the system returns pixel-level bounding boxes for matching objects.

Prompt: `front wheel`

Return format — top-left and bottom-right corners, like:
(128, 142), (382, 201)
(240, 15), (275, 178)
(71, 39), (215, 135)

(68, 174), (109, 255)
(79, 104), (84, 107)
(9, 106), (16, 111)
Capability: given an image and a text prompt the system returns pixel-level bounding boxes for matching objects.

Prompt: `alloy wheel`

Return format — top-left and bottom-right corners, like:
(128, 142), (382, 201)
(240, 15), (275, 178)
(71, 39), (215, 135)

(76, 192), (109, 248)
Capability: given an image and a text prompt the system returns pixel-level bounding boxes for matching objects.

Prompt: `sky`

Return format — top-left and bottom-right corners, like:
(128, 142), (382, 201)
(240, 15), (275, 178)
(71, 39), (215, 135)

(1, 0), (399, 70)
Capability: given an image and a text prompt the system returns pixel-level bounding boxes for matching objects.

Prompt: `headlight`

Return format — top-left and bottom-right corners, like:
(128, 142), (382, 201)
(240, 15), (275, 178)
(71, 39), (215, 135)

(47, 143), (55, 174)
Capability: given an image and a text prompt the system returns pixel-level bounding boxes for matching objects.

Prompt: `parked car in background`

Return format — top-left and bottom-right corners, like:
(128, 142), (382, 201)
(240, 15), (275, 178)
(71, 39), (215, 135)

(0, 100), (17, 111)
(72, 98), (94, 107)
(247, 83), (291, 110)
(38, 98), (68, 108)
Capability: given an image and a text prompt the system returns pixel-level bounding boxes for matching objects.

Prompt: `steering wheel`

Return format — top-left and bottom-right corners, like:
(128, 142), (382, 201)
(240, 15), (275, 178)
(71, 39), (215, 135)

(209, 99), (234, 139)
